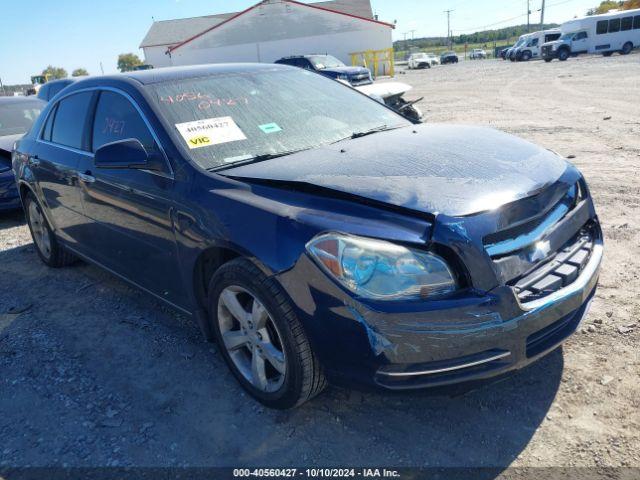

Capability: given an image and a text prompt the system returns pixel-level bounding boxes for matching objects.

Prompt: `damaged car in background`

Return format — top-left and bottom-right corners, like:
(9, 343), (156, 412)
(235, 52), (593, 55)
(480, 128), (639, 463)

(13, 64), (602, 409)
(0, 97), (44, 211)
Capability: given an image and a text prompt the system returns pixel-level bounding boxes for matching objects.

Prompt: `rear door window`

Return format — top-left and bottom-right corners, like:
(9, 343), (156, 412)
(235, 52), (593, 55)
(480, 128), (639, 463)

(50, 91), (94, 150)
(91, 90), (157, 154)
(635, 15), (640, 29)
(42, 105), (57, 141)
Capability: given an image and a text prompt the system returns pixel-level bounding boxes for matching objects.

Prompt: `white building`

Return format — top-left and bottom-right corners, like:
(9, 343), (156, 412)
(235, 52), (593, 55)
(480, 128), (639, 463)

(139, 0), (394, 69)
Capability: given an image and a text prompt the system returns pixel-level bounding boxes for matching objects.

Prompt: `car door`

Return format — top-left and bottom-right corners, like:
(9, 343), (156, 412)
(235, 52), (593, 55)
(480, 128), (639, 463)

(76, 89), (186, 306)
(573, 31), (589, 52)
(32, 91), (95, 245)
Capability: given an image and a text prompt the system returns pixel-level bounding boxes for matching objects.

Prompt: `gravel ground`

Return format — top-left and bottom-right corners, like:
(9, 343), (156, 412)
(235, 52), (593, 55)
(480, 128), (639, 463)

(1, 54), (639, 470)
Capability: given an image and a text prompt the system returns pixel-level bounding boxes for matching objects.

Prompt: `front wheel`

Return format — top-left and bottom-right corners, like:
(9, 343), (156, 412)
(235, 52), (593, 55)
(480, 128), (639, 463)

(603, 51), (613, 57)
(621, 42), (633, 55)
(521, 51), (532, 61)
(558, 49), (570, 61)
(209, 258), (327, 409)
(24, 191), (76, 267)
(544, 58), (553, 62)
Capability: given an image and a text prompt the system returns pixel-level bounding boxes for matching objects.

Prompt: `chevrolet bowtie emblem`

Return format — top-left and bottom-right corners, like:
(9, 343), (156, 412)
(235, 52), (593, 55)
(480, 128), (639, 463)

(529, 240), (551, 262)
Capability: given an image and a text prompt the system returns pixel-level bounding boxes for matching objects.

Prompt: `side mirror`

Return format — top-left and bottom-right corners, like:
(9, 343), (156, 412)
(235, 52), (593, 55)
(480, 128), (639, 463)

(94, 138), (149, 169)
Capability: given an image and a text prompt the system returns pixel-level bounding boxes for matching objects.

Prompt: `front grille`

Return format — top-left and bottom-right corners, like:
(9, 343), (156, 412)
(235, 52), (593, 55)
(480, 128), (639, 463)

(484, 182), (595, 303)
(512, 225), (595, 303)
(542, 45), (553, 56)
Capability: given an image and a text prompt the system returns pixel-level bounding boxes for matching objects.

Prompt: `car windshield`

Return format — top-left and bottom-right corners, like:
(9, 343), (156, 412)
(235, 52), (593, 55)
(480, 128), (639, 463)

(308, 55), (345, 69)
(560, 32), (577, 40)
(0, 100), (43, 136)
(147, 68), (410, 170)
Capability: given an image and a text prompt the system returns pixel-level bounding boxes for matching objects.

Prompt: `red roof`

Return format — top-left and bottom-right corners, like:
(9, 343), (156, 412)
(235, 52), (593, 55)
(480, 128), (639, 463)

(168, 0), (394, 53)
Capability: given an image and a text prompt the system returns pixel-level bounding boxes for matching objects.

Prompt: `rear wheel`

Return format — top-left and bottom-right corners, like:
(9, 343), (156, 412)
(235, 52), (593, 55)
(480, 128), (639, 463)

(544, 58), (553, 63)
(621, 42), (633, 55)
(603, 51), (613, 57)
(208, 258), (326, 409)
(24, 191), (76, 267)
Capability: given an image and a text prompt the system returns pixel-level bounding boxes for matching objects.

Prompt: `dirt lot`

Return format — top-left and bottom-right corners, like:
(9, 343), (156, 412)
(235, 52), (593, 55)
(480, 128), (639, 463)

(1, 54), (639, 471)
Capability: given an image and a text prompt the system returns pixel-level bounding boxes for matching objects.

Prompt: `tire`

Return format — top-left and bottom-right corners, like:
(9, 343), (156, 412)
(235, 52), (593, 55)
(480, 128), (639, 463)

(603, 51), (613, 57)
(558, 48), (570, 61)
(208, 258), (327, 409)
(544, 58), (553, 62)
(522, 51), (532, 61)
(24, 191), (76, 267)
(621, 42), (633, 55)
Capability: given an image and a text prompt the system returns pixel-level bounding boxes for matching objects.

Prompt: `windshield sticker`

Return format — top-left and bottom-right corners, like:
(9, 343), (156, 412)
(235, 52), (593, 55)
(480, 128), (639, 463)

(258, 123), (282, 134)
(175, 116), (247, 149)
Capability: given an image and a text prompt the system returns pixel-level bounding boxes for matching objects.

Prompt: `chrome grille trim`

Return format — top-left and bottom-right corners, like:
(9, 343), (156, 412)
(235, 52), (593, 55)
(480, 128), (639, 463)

(486, 184), (577, 257)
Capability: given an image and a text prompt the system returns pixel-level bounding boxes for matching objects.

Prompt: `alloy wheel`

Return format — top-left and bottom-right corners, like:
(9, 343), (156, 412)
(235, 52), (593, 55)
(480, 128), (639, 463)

(28, 200), (52, 260)
(217, 285), (287, 392)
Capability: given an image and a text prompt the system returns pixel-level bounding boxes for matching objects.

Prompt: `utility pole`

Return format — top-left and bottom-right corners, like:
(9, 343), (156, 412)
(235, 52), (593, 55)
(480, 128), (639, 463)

(527, 0), (531, 32)
(444, 9), (454, 49)
(0, 77), (5, 96)
(540, 0), (546, 29)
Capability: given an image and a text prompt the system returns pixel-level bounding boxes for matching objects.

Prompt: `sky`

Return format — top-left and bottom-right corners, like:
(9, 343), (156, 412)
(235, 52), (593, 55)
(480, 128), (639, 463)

(0, 0), (597, 85)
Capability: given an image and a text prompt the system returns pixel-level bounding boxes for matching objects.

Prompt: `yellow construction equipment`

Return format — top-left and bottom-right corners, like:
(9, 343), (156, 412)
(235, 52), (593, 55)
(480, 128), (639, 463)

(349, 48), (395, 79)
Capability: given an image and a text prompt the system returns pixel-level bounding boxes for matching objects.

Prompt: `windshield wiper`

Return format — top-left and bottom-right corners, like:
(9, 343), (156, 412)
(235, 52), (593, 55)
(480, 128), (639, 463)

(331, 124), (405, 144)
(211, 148), (311, 171)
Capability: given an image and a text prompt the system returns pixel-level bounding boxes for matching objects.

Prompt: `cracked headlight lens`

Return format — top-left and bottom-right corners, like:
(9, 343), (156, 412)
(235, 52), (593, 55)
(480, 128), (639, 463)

(306, 233), (457, 300)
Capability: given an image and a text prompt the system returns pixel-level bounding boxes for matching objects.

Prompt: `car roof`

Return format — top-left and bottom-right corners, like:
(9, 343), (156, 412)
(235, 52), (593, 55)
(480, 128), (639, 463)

(101, 63), (293, 86)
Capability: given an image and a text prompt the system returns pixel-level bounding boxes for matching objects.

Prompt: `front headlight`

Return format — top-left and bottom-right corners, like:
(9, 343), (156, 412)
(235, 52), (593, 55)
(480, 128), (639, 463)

(337, 74), (349, 81)
(306, 233), (457, 300)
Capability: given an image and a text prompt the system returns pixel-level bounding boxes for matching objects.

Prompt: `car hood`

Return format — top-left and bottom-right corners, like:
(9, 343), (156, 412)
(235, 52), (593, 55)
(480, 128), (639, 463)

(543, 40), (563, 47)
(221, 124), (569, 217)
(0, 133), (22, 154)
(321, 66), (369, 76)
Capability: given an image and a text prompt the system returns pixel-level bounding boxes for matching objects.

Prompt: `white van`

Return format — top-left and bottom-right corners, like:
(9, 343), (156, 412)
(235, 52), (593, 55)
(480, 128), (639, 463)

(541, 8), (640, 61)
(513, 29), (561, 61)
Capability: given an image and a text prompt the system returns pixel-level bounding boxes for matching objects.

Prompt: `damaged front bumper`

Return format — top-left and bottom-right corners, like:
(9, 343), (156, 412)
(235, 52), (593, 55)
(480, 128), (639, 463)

(277, 235), (602, 390)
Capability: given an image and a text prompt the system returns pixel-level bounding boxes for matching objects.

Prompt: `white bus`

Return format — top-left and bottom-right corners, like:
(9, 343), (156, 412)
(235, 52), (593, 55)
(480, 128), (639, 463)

(541, 8), (640, 61)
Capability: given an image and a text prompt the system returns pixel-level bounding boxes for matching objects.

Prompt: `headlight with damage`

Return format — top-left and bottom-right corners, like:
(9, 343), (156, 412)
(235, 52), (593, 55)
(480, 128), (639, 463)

(306, 233), (457, 300)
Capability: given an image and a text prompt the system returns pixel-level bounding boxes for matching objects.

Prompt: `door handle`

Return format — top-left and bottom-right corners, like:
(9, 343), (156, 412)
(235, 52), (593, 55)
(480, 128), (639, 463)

(77, 171), (95, 184)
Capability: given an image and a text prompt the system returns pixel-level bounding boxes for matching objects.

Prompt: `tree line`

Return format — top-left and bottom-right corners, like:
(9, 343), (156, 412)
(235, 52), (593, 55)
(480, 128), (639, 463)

(36, 52), (146, 82)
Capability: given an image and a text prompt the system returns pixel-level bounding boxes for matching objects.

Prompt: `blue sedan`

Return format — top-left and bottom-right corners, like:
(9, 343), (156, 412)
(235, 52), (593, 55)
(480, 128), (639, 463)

(12, 64), (602, 408)
(0, 96), (45, 211)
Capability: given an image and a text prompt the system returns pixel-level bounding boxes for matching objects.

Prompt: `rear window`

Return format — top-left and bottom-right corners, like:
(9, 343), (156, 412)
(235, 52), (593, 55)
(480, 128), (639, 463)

(0, 100), (43, 136)
(635, 15), (640, 29)
(621, 16), (633, 31)
(146, 68), (409, 170)
(50, 91), (93, 150)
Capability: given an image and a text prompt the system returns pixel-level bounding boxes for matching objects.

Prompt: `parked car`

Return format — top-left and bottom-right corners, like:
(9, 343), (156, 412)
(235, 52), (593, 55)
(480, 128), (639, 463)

(356, 81), (423, 121)
(542, 8), (640, 61)
(440, 51), (459, 64)
(513, 29), (561, 61)
(0, 97), (45, 211)
(407, 53), (432, 69)
(469, 48), (487, 59)
(499, 47), (510, 59)
(505, 34), (530, 61)
(37, 78), (77, 102)
(13, 64), (603, 409)
(426, 53), (440, 65)
(275, 54), (372, 86)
